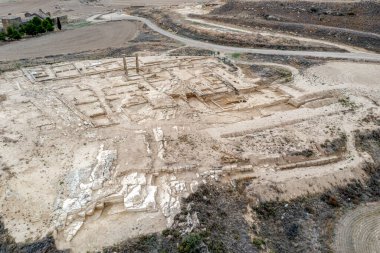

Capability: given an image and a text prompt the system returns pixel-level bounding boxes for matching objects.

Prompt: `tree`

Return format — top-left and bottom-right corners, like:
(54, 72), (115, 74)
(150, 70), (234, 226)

(42, 19), (54, 32)
(0, 32), (6, 41)
(31, 16), (42, 26)
(24, 22), (37, 35)
(1, 16), (55, 42)
(35, 25), (46, 34)
(11, 30), (21, 40)
(45, 17), (54, 26)
(18, 25), (25, 35)
(6, 26), (21, 40)
(6, 26), (14, 37)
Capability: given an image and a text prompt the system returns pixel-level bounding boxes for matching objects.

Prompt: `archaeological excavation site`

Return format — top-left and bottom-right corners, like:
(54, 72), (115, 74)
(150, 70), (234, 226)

(0, 0), (379, 253)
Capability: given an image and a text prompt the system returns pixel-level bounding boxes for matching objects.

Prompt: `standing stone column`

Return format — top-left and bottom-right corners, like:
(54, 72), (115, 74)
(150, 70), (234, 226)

(136, 54), (139, 74)
(123, 54), (128, 77)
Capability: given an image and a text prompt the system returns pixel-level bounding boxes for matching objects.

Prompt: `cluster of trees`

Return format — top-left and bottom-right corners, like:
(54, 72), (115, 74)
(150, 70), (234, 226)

(0, 17), (54, 41)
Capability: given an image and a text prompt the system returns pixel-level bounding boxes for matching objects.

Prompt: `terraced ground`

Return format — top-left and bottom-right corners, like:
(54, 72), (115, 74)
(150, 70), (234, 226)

(334, 202), (380, 253)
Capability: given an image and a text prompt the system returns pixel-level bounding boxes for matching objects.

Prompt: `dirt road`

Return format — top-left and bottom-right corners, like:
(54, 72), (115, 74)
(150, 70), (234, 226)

(123, 15), (380, 62)
(0, 21), (138, 61)
(185, 17), (363, 53)
(1, 11), (379, 62)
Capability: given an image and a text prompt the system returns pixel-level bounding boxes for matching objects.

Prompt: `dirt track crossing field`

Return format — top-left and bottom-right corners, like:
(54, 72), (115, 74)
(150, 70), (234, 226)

(0, 21), (138, 61)
(334, 202), (380, 253)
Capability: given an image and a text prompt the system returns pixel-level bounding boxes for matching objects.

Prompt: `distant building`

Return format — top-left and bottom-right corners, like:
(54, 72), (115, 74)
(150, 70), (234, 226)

(1, 16), (22, 31)
(1, 9), (68, 32)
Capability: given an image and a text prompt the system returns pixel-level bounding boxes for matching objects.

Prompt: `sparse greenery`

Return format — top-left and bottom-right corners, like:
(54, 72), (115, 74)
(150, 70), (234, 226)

(178, 233), (203, 253)
(252, 237), (266, 248)
(231, 52), (241, 59)
(339, 96), (358, 110)
(275, 67), (293, 83)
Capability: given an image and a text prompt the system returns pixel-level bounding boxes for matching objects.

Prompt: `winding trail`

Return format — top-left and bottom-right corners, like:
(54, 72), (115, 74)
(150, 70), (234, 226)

(185, 17), (364, 53)
(122, 15), (380, 62)
(87, 12), (380, 62)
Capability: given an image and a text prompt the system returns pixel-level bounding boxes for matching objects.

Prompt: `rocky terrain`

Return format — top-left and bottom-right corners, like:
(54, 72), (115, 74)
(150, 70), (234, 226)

(130, 7), (350, 52)
(0, 1), (379, 253)
(194, 0), (380, 52)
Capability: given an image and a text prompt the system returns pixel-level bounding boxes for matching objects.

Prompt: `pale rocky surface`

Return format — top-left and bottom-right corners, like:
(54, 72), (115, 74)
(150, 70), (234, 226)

(0, 55), (379, 252)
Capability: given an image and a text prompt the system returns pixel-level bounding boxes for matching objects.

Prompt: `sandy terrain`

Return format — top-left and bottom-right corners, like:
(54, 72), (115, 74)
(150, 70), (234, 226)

(0, 21), (138, 61)
(304, 62), (380, 89)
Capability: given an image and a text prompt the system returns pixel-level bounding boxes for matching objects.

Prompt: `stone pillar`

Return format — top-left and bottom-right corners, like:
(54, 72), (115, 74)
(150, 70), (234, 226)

(136, 54), (139, 74)
(123, 55), (128, 77)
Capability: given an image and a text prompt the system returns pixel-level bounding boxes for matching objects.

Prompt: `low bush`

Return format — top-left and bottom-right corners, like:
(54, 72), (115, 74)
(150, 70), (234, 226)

(0, 32), (7, 41)
(178, 233), (203, 253)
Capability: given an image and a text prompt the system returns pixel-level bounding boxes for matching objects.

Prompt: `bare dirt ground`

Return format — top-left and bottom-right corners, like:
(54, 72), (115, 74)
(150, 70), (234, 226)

(0, 21), (139, 61)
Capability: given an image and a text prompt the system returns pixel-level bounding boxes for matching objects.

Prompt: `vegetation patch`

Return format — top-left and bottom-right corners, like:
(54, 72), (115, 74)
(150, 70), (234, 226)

(0, 17), (54, 41)
(231, 53), (241, 59)
(339, 96), (358, 110)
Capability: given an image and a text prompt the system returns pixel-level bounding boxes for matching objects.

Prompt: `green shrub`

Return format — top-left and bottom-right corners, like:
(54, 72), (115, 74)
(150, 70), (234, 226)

(11, 30), (21, 40)
(46, 17), (53, 25)
(35, 25), (46, 34)
(6, 26), (21, 40)
(42, 19), (54, 32)
(23, 23), (37, 35)
(17, 26), (25, 36)
(2, 16), (54, 41)
(31, 17), (42, 26)
(178, 233), (203, 253)
(6, 26), (14, 37)
(0, 32), (6, 41)
(252, 237), (266, 248)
